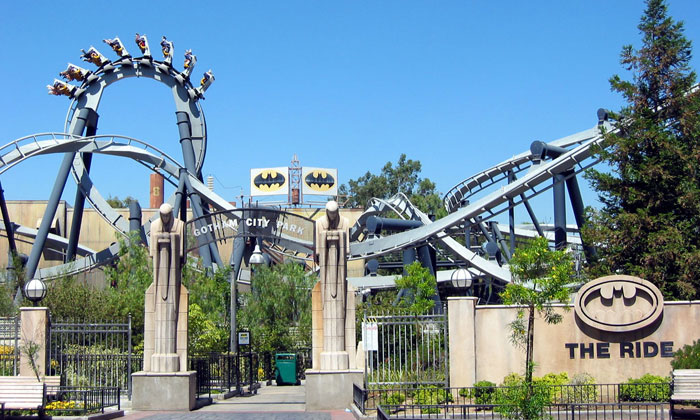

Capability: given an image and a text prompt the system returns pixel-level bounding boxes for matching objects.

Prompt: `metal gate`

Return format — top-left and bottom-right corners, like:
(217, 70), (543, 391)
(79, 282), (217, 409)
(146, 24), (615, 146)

(48, 316), (135, 397)
(0, 316), (19, 376)
(363, 305), (448, 387)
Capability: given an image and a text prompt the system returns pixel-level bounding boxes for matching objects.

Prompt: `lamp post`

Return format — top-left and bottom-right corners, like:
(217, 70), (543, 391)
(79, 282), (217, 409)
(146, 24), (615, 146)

(24, 278), (47, 306)
(450, 268), (472, 291)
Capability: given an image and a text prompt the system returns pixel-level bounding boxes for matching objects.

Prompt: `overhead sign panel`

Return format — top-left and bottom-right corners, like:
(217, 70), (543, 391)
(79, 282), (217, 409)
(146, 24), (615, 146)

(302, 167), (337, 196)
(250, 167), (288, 196)
(185, 209), (315, 256)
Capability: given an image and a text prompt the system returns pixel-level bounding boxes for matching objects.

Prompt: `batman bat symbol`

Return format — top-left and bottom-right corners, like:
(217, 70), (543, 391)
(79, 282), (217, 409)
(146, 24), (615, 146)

(254, 170), (286, 192)
(305, 171), (335, 192)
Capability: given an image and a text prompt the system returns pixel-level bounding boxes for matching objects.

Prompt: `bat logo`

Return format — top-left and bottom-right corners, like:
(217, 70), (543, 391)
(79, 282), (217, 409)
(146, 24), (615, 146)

(574, 275), (664, 333)
(253, 170), (286, 192)
(304, 170), (335, 192)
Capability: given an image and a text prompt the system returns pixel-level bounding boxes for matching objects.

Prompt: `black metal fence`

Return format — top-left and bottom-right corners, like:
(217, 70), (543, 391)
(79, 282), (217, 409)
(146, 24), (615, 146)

(361, 382), (672, 419)
(363, 306), (448, 388)
(47, 316), (133, 397)
(45, 385), (120, 416)
(0, 316), (18, 376)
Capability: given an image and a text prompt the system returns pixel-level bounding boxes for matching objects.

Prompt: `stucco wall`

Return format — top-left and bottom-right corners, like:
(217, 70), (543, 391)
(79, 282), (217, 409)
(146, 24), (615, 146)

(450, 298), (700, 387)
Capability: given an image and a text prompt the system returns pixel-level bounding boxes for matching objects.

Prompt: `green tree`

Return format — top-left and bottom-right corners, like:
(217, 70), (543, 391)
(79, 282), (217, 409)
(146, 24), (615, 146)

(106, 195), (137, 208)
(339, 154), (447, 218)
(500, 237), (573, 386)
(238, 262), (314, 354)
(103, 232), (153, 348)
(584, 0), (700, 300)
(182, 262), (231, 354)
(394, 261), (437, 315)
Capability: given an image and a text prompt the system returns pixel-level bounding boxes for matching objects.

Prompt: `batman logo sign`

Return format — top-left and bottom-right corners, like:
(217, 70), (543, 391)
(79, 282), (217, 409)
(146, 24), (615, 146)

(304, 170), (335, 192)
(574, 275), (664, 333)
(253, 170), (286, 192)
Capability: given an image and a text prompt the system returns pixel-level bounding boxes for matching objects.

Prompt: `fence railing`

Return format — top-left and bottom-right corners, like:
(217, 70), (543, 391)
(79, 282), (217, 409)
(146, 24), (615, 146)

(360, 382), (671, 419)
(0, 316), (19, 376)
(45, 385), (120, 416)
(363, 305), (448, 388)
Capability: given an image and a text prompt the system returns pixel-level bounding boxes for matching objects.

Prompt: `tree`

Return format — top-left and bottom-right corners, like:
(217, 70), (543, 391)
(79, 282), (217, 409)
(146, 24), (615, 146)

(238, 262), (314, 354)
(500, 237), (573, 386)
(584, 0), (700, 300)
(106, 195), (137, 208)
(394, 261), (437, 315)
(339, 154), (447, 218)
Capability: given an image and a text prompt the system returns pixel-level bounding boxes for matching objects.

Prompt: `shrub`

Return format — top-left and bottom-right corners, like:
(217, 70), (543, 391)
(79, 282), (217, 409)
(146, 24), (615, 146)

(459, 380), (497, 405)
(671, 340), (700, 369)
(380, 391), (405, 406)
(618, 374), (670, 402)
(495, 381), (552, 420)
(414, 386), (452, 414)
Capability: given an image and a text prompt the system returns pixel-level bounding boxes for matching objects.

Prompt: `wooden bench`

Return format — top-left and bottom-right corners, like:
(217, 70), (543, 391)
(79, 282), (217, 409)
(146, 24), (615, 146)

(0, 377), (47, 419)
(671, 369), (700, 414)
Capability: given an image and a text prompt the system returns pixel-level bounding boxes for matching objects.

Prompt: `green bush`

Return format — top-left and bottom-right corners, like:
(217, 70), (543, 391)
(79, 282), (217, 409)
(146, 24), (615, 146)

(459, 380), (497, 405)
(380, 391), (405, 406)
(414, 386), (452, 414)
(563, 373), (598, 403)
(671, 340), (700, 369)
(495, 382), (552, 420)
(618, 374), (670, 402)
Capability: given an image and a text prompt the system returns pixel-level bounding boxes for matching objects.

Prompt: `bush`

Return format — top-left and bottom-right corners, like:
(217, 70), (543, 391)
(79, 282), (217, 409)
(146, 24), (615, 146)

(381, 391), (405, 406)
(459, 380), (497, 405)
(618, 374), (670, 402)
(414, 386), (452, 414)
(495, 381), (552, 420)
(672, 340), (700, 369)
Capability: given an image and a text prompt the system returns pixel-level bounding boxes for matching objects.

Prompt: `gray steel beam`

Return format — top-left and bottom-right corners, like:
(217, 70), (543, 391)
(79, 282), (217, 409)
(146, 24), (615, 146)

(0, 182), (17, 255)
(128, 201), (145, 244)
(66, 151), (93, 262)
(489, 221), (512, 261)
(508, 171), (515, 254)
(66, 109), (98, 262)
(553, 174), (567, 250)
(25, 108), (91, 280)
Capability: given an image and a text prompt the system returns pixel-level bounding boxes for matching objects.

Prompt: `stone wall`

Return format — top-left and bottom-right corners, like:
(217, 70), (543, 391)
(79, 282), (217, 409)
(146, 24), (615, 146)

(449, 296), (700, 387)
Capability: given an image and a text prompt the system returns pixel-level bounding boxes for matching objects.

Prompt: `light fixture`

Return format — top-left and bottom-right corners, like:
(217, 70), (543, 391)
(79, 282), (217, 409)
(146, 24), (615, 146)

(451, 268), (472, 289)
(24, 278), (47, 304)
(249, 242), (265, 266)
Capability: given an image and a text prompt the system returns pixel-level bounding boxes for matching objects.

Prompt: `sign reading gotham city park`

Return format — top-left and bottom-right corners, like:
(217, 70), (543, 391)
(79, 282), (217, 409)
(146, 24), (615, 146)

(185, 209), (315, 255)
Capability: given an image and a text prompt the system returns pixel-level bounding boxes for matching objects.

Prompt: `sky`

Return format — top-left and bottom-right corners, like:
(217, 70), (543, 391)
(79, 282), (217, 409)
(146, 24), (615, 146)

(1, 1), (699, 224)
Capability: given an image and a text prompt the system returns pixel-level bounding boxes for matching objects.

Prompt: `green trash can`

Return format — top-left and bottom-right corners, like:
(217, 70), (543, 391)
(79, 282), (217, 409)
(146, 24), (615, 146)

(275, 353), (299, 385)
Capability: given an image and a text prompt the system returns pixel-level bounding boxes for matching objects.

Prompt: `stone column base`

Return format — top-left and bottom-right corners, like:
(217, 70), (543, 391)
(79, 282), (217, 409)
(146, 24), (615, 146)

(131, 371), (196, 411)
(305, 369), (362, 411)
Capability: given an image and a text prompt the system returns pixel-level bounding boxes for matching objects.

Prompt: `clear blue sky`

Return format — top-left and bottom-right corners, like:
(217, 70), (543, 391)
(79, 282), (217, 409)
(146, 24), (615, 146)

(1, 1), (699, 222)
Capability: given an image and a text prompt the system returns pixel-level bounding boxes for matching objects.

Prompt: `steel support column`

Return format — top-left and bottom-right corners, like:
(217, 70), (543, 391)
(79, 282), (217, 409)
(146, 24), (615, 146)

(553, 174), (567, 250)
(66, 109), (98, 262)
(176, 113), (223, 269)
(25, 108), (92, 280)
(507, 171), (516, 255)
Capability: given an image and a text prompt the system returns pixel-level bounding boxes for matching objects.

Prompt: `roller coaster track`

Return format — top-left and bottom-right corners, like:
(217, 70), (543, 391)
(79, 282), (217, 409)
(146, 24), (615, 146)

(0, 133), (236, 279)
(348, 122), (613, 283)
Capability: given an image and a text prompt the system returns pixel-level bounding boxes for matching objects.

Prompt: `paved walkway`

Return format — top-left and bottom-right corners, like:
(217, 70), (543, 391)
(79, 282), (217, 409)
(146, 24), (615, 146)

(119, 381), (358, 420)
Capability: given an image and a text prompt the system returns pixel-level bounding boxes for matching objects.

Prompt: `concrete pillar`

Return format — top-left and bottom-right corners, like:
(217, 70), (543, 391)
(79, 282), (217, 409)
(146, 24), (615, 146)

(19, 307), (49, 378)
(448, 297), (478, 387)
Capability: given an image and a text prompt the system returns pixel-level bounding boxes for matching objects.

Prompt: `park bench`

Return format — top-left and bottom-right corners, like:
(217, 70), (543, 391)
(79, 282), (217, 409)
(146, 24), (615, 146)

(671, 369), (700, 414)
(0, 376), (60, 419)
(0, 376), (48, 419)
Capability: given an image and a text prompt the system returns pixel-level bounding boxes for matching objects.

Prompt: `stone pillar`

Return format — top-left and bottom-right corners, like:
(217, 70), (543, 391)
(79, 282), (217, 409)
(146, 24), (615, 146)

(306, 201), (362, 411)
(132, 203), (196, 411)
(448, 297), (478, 388)
(19, 307), (48, 379)
(319, 230), (349, 370)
